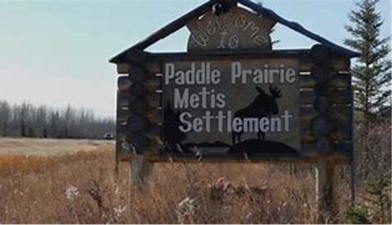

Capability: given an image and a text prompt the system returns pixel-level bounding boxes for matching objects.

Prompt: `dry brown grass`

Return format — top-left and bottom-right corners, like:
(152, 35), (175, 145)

(0, 138), (112, 156)
(0, 138), (378, 224)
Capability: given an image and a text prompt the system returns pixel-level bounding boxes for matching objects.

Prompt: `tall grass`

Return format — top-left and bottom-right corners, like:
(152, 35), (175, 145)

(0, 146), (346, 224)
(0, 120), (390, 224)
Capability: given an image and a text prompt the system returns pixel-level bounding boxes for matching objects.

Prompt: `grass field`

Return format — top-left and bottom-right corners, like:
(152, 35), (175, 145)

(0, 138), (388, 223)
(0, 138), (112, 156)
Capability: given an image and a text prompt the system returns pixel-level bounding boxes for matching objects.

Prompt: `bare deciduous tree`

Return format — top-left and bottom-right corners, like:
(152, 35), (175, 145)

(0, 100), (115, 139)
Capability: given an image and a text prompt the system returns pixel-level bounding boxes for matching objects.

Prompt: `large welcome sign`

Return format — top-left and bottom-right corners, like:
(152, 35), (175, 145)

(111, 2), (355, 163)
(162, 58), (300, 159)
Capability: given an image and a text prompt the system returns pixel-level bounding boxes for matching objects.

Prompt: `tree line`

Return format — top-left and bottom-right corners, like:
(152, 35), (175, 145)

(0, 100), (115, 139)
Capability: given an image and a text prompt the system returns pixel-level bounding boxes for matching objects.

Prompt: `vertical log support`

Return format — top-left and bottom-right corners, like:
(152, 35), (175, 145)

(115, 51), (162, 184)
(311, 44), (340, 222)
(316, 159), (339, 223)
(130, 155), (154, 184)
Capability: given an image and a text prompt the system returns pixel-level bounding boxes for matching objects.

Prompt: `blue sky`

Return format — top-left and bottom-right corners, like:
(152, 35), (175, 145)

(0, 0), (390, 118)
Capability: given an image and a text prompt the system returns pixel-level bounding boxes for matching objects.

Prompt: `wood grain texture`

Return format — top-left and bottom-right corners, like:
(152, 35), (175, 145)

(311, 116), (333, 136)
(129, 98), (147, 115)
(299, 56), (350, 72)
(114, 47), (353, 162)
(127, 115), (147, 132)
(300, 89), (352, 105)
(130, 155), (153, 184)
(117, 111), (131, 125)
(117, 64), (130, 74)
(143, 108), (161, 123)
(145, 60), (161, 73)
(299, 74), (350, 89)
(144, 123), (162, 137)
(314, 137), (334, 153)
(302, 142), (351, 155)
(311, 44), (330, 64)
(146, 98), (160, 108)
(300, 105), (351, 124)
(127, 147), (351, 163)
(314, 96), (333, 115)
(329, 74), (351, 89)
(117, 94), (146, 115)
(313, 83), (334, 97)
(316, 158), (340, 222)
(311, 64), (336, 83)
(117, 92), (135, 107)
(144, 76), (161, 88)
(117, 76), (133, 92)
(130, 133), (150, 149)
(128, 83), (145, 96)
(300, 125), (351, 142)
(128, 66), (145, 83)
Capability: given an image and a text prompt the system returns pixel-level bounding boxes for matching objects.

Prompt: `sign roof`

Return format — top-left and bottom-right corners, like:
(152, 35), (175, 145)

(109, 0), (360, 64)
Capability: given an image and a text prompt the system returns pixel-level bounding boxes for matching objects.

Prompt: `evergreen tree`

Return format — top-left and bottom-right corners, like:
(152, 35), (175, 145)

(344, 0), (391, 123)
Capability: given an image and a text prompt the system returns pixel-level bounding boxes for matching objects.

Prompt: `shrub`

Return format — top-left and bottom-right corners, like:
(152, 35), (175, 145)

(344, 205), (371, 224)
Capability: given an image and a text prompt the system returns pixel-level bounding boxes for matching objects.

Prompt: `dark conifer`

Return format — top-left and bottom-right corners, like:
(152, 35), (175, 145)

(344, 0), (391, 123)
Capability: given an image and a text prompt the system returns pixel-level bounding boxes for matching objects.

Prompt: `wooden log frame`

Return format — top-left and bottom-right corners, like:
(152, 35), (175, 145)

(116, 59), (163, 162)
(115, 47), (352, 163)
(301, 44), (352, 159)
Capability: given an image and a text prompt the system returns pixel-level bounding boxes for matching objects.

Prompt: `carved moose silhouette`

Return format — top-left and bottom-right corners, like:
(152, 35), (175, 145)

(163, 103), (190, 153)
(232, 85), (282, 144)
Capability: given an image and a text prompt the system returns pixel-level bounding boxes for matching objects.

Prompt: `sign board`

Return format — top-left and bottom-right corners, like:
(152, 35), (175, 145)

(111, 1), (358, 218)
(161, 58), (301, 159)
(112, 2), (354, 163)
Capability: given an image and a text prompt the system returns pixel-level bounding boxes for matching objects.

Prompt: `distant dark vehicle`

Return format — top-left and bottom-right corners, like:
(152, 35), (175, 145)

(104, 133), (114, 140)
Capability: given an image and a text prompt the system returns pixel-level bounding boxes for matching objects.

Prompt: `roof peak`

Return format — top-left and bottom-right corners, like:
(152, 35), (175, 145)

(110, 0), (359, 64)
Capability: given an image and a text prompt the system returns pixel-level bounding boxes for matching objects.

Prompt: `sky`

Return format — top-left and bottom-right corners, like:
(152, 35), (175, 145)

(0, 0), (391, 118)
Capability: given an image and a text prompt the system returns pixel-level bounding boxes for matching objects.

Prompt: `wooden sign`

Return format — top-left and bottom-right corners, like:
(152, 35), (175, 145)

(110, 0), (359, 218)
(114, 49), (353, 163)
(161, 57), (300, 160)
(187, 6), (276, 52)
(111, 0), (357, 164)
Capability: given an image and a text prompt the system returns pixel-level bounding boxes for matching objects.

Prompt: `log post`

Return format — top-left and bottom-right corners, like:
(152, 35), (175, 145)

(316, 158), (339, 223)
(130, 155), (153, 184)
(310, 44), (341, 222)
(115, 55), (162, 185)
